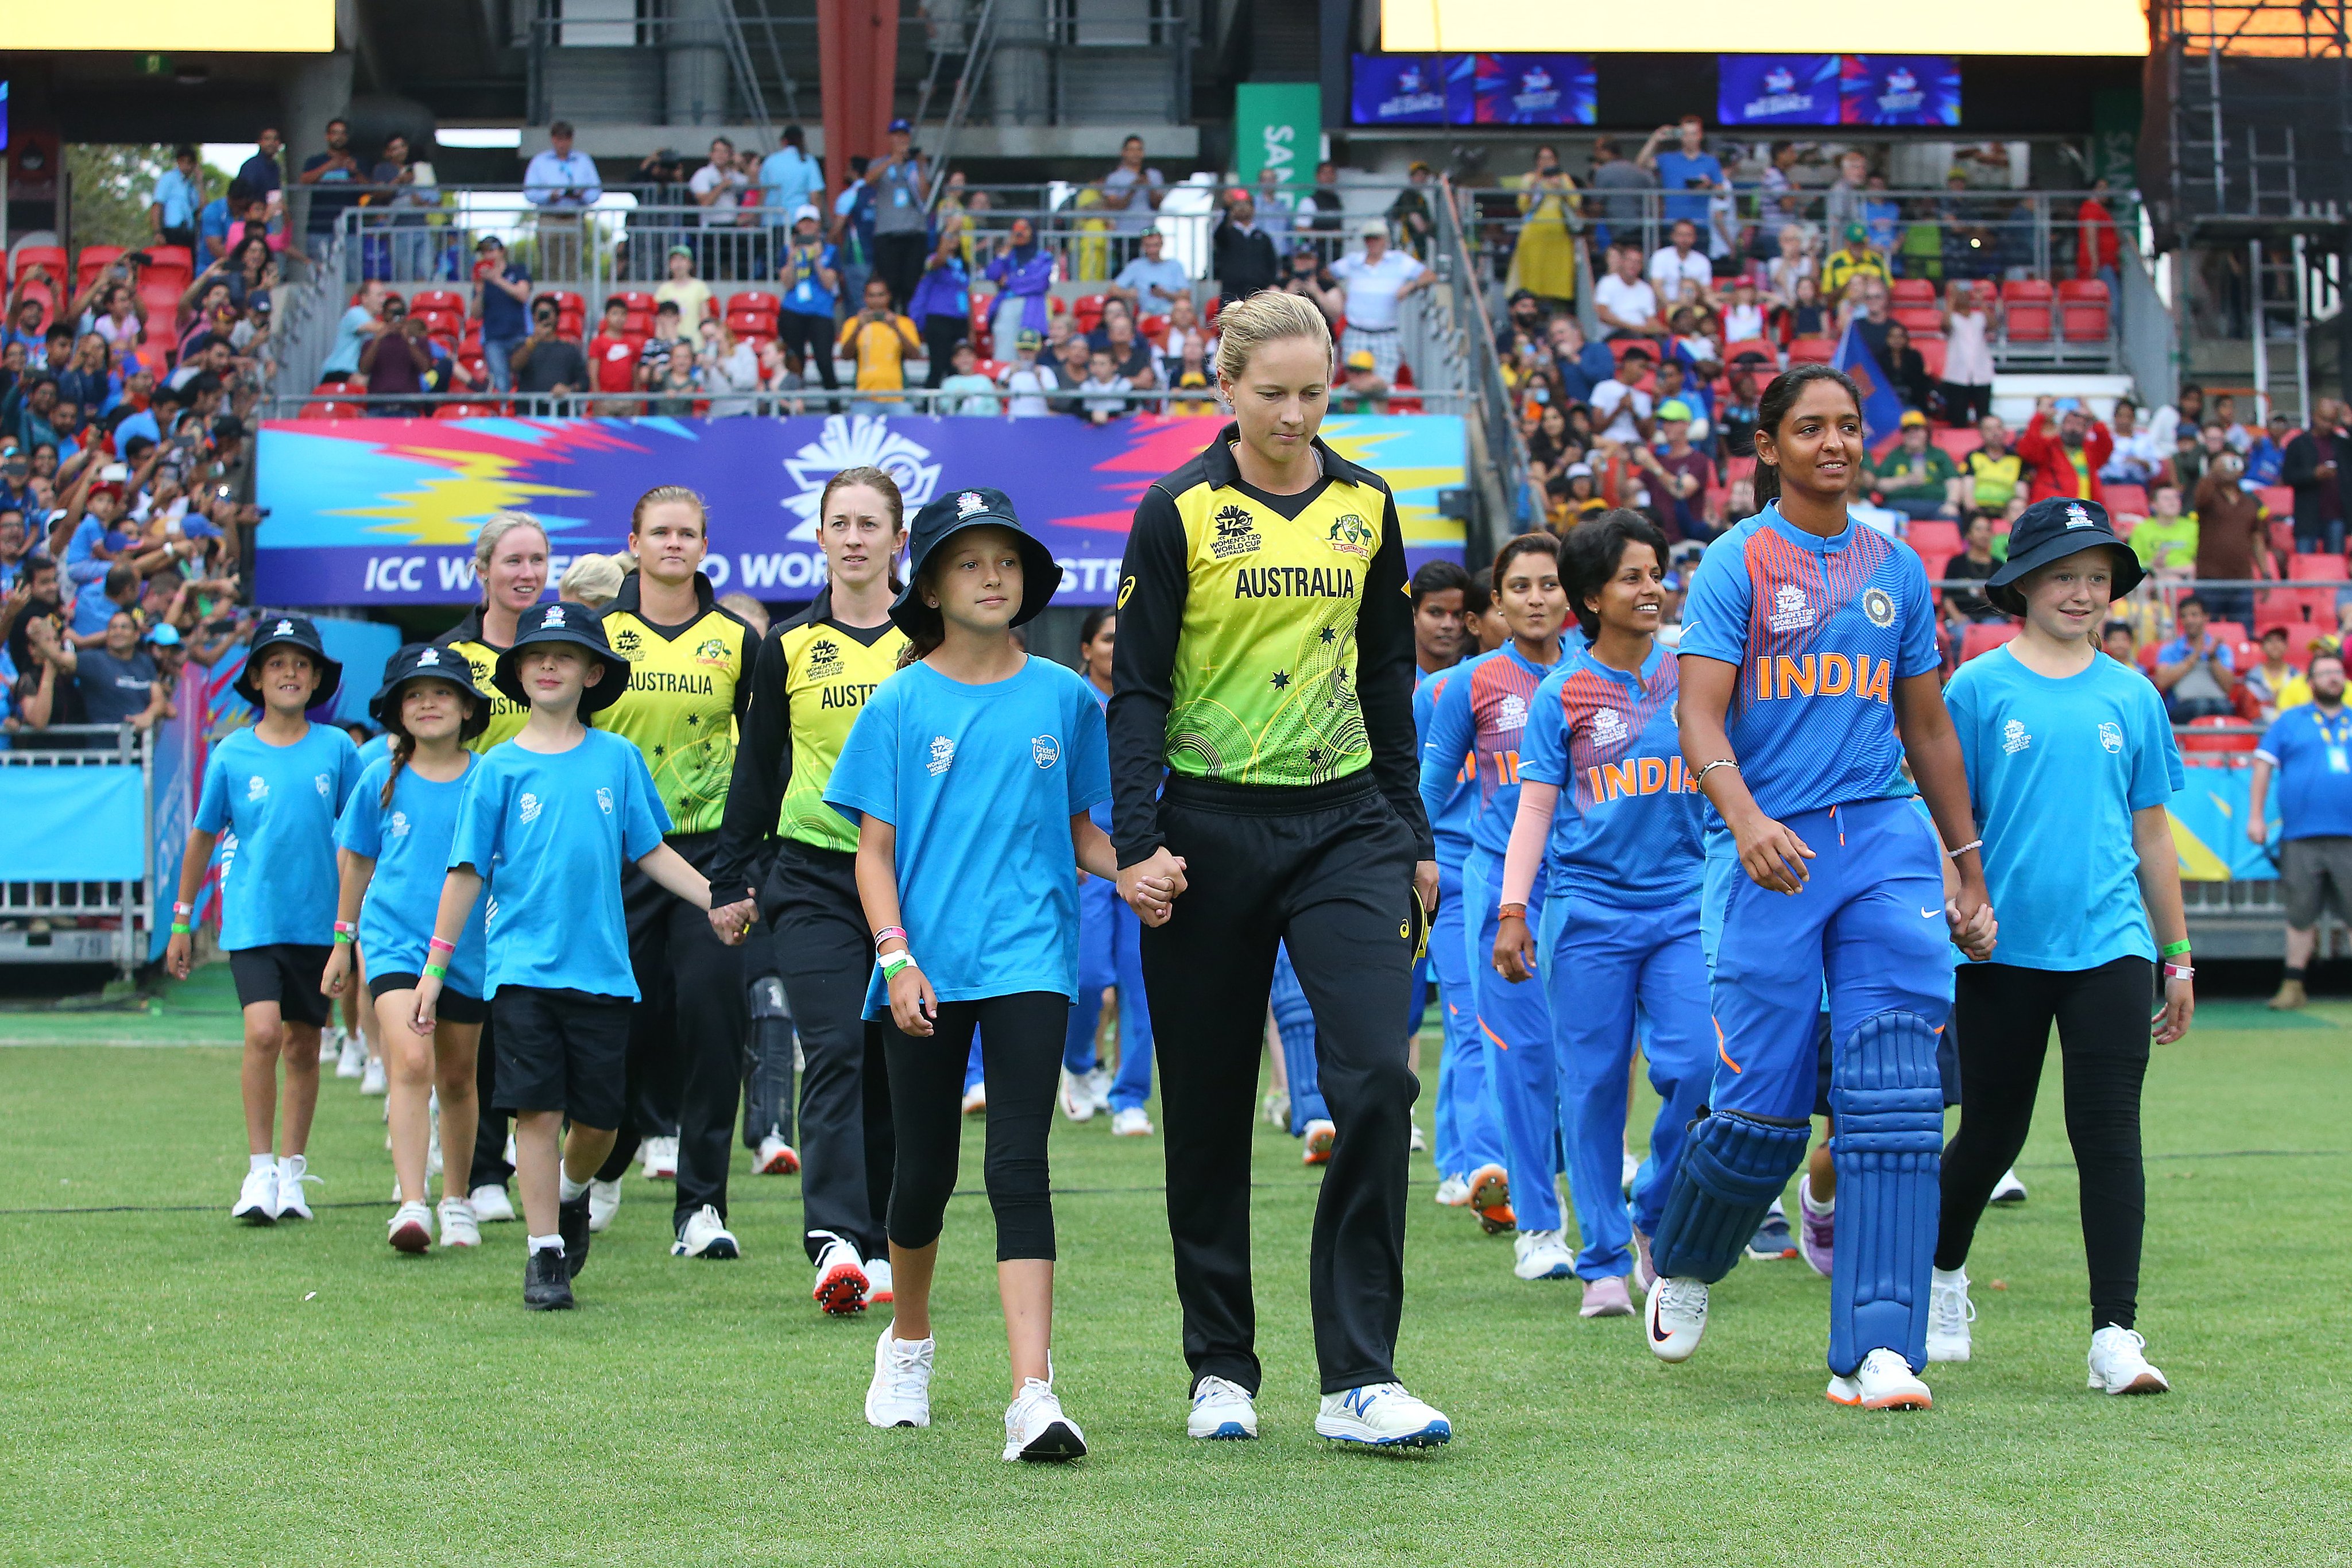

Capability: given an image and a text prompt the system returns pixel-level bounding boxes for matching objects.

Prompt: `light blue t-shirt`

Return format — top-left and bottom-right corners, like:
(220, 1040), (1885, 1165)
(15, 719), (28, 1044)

(825, 656), (1111, 1017)
(357, 731), (393, 771)
(1519, 642), (1705, 905)
(2254, 703), (2352, 842)
(1413, 665), (1476, 869)
(1678, 503), (1939, 822)
(336, 755), (490, 997)
(448, 730), (670, 1000)
(1653, 150), (1724, 225)
(194, 723), (363, 950)
(759, 146), (825, 222)
(1946, 645), (2183, 971)
(1112, 255), (1192, 307)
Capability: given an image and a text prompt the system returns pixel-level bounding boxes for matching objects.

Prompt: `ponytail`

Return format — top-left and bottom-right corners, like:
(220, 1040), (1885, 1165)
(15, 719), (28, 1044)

(380, 729), (415, 809)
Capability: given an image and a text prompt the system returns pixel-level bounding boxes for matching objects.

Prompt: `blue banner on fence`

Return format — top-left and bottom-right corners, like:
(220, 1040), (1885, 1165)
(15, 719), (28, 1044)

(2169, 762), (2278, 882)
(0, 766), (145, 881)
(1717, 55), (1841, 126)
(255, 412), (1468, 606)
(148, 671), (200, 960)
(1840, 56), (1962, 127)
(1352, 55), (1448, 125)
(1454, 55), (1596, 125)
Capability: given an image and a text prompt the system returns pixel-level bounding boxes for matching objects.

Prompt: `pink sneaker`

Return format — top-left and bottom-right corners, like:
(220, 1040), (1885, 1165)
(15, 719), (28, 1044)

(1579, 1275), (1634, 1318)
(1797, 1175), (1835, 1279)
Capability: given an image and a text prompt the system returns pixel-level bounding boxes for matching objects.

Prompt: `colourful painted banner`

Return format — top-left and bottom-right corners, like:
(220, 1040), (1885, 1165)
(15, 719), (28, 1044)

(255, 413), (1469, 606)
(2169, 760), (2278, 882)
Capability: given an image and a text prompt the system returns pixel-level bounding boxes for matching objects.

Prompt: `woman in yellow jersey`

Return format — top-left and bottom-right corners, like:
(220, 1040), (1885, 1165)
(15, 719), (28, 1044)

(714, 467), (910, 1315)
(435, 511), (550, 1226)
(1108, 289), (1450, 1449)
(587, 487), (757, 1258)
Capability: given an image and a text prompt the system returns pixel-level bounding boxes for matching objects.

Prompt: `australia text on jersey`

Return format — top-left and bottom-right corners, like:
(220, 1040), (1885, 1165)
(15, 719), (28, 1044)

(1231, 566), (1357, 599)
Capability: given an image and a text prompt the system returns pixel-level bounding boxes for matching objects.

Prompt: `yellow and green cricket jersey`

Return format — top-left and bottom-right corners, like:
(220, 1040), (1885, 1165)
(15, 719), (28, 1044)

(435, 609), (529, 753)
(598, 573), (753, 836)
(763, 605), (907, 853)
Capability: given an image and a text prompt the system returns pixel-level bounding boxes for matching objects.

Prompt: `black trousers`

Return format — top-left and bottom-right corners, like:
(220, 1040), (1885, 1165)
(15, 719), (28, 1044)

(467, 1009), (512, 1190)
(1940, 380), (1992, 428)
(884, 991), (1067, 1260)
(1939, 958), (2153, 1330)
(873, 230), (930, 313)
(596, 831), (749, 1225)
(777, 310), (839, 390)
(920, 313), (968, 388)
(742, 970), (797, 1150)
(765, 840), (896, 1262)
(1140, 775), (1419, 1396)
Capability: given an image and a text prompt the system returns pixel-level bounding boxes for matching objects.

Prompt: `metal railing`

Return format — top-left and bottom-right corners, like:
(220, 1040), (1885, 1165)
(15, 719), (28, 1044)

(270, 385), (1473, 420)
(0, 725), (154, 975)
(1433, 175), (1530, 553)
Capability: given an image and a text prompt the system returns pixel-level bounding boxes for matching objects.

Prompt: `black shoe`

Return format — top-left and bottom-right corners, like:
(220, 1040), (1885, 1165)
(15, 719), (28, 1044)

(524, 1247), (575, 1310)
(559, 1193), (593, 1279)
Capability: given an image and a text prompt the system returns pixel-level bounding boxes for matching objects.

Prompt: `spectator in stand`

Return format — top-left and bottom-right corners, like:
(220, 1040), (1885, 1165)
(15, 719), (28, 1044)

(837, 277), (920, 406)
(2100, 398), (2165, 487)
(2244, 410), (2294, 489)
(1961, 415), (2024, 515)
(1787, 274), (1828, 340)
(55, 608), (167, 731)
(1637, 115), (1722, 234)
(985, 216), (1057, 349)
(146, 144), (207, 255)
(297, 118), (366, 267)
(1302, 161), (1347, 236)
(1108, 229), (1190, 315)
(1720, 277), (1765, 346)
(237, 130), (285, 207)
(1591, 344), (1654, 444)
(1651, 357), (1710, 443)
(868, 119), (930, 312)
(1098, 308), (1160, 390)
(2154, 594), (2237, 721)
(687, 137), (749, 278)
(1821, 224), (1890, 299)
(1871, 411), (1962, 522)
(2192, 452), (2270, 628)
(1102, 136), (1167, 258)
(909, 223), (974, 390)
(2100, 620), (2142, 669)
(2167, 422), (2210, 495)
(2243, 625), (2312, 722)
(759, 126), (825, 239)
(2207, 392), (2254, 454)
(509, 297), (587, 404)
(2017, 396), (2114, 506)
(698, 319), (763, 416)
(655, 244), (715, 338)
(320, 278), (386, 381)
(1941, 512), (2006, 634)
(937, 340), (1000, 416)
(2129, 486), (2197, 573)
(523, 121), (601, 280)
(996, 330), (1054, 418)
(586, 298), (642, 409)
(829, 154), (877, 309)
(1638, 398), (1717, 542)
(2076, 177), (2122, 296)
(1387, 161), (1439, 262)
(1160, 295), (1209, 365)
(1592, 243), (1664, 340)
(358, 295), (431, 416)
(1077, 347), (1130, 424)
(1250, 165), (1297, 240)
(1881, 321), (1932, 412)
(1585, 137), (1654, 252)
(1330, 220), (1429, 385)
(1170, 365), (1216, 416)
(772, 204), (841, 397)
(1334, 350), (1389, 414)
(1278, 243), (1343, 327)
(471, 237), (532, 393)
(2247, 648), (2352, 1005)
(1762, 222), (1813, 316)
(1510, 146), (1580, 313)
(1647, 219), (1713, 308)
(1046, 332), (1094, 414)
(1822, 149), (1871, 243)
(2145, 382), (2204, 453)
(1548, 316), (1616, 405)
(1860, 172), (1902, 255)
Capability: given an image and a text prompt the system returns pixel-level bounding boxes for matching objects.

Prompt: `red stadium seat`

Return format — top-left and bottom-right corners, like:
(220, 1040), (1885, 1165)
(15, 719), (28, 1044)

(1931, 428), (1979, 460)
(1959, 621), (2020, 661)
(2254, 585), (2334, 636)
(622, 310), (653, 337)
(1203, 296), (1221, 326)
(2180, 715), (2258, 753)
(1915, 338), (1948, 379)
(1609, 337), (1661, 365)
(555, 310), (585, 339)
(1909, 520), (1962, 557)
(434, 402), (500, 420)
(75, 245), (126, 291)
(9, 243), (66, 284)
(2261, 485), (2296, 516)
(2269, 521), (2297, 558)
(2003, 279), (2055, 343)
(1140, 313), (1168, 346)
(1915, 548), (1957, 602)
(1889, 279), (1935, 307)
(1891, 307), (1944, 338)
(411, 288), (464, 314)
(2290, 553), (2349, 582)
(613, 290), (656, 314)
(2208, 621), (2250, 647)
(1786, 336), (1835, 365)
(2105, 483), (2149, 518)
(300, 388), (364, 419)
(729, 290), (780, 316)
(2059, 280), (2110, 342)
(1722, 338), (1778, 370)
(1391, 360), (1423, 415)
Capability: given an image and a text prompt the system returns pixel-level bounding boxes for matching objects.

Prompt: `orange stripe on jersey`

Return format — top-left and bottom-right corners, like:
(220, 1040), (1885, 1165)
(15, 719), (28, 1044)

(1714, 1016), (1740, 1073)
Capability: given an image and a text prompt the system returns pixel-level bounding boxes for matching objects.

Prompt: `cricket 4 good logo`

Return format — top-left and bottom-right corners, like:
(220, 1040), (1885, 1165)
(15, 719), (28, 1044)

(315, 773), (332, 796)
(387, 811), (411, 839)
(2002, 719), (2031, 754)
(1767, 583), (1816, 633)
(247, 775), (269, 801)
(2098, 721), (2123, 753)
(596, 787), (614, 815)
(519, 792), (542, 824)
(1032, 734), (1061, 769)
(1210, 505), (1262, 560)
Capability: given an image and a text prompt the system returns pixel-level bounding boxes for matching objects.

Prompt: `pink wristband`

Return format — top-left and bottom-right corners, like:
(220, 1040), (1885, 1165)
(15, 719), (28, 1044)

(874, 926), (908, 954)
(427, 936), (457, 955)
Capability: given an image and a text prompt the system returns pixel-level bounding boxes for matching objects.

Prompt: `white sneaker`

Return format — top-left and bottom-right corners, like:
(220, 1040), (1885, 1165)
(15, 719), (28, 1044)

(359, 1056), (387, 1096)
(334, 1030), (366, 1079)
(1828, 1347), (1933, 1410)
(671, 1203), (741, 1259)
(501, 1132), (517, 1167)
(2087, 1326), (2169, 1395)
(1409, 1121), (1426, 1153)
(643, 1135), (678, 1180)
(437, 1197), (481, 1248)
(1314, 1383), (1452, 1448)
(961, 1081), (988, 1116)
(1109, 1106), (1152, 1136)
(469, 1183), (517, 1224)
(1927, 1268), (1975, 1363)
(866, 1256), (895, 1304)
(1058, 1068), (1096, 1122)
(1187, 1374), (1260, 1439)
(1084, 1065), (1113, 1113)
(587, 1177), (622, 1233)
(1512, 1229), (1575, 1281)
(1622, 1145), (1641, 1193)
(1261, 1088), (1289, 1128)
(232, 1165), (279, 1225)
(1644, 1276), (1709, 1362)
(755, 1133), (800, 1175)
(865, 1326), (934, 1428)
(1302, 1118), (1336, 1166)
(1990, 1166), (2029, 1204)
(388, 1200), (433, 1253)
(1003, 1376), (1086, 1462)
(812, 1233), (869, 1315)
(1433, 1175), (1471, 1207)
(274, 1156), (317, 1220)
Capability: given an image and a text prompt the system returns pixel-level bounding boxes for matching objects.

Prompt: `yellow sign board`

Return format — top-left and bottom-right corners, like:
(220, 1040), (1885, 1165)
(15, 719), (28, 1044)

(2, 1), (334, 52)
(1382, 0), (2147, 56)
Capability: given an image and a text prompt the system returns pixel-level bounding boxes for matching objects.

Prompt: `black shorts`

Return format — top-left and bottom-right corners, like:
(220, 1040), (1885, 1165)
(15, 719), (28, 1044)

(228, 944), (333, 1028)
(1811, 1006), (1963, 1114)
(490, 985), (632, 1128)
(369, 971), (489, 1024)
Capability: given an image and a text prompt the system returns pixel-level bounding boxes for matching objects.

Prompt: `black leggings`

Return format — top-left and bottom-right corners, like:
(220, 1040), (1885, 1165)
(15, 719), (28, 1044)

(1938, 958), (2153, 1330)
(922, 313), (968, 388)
(776, 310), (839, 389)
(884, 990), (1067, 1261)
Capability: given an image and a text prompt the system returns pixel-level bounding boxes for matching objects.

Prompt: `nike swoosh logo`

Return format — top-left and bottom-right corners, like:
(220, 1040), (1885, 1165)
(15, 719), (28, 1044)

(1650, 1317), (1673, 1343)
(1921, 907), (1940, 917)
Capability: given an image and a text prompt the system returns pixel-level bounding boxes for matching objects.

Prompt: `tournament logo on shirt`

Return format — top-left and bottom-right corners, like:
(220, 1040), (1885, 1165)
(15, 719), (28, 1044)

(1591, 706), (1628, 747)
(805, 637), (844, 679)
(927, 734), (956, 776)
(387, 811), (411, 838)
(1767, 583), (1816, 633)
(518, 792), (542, 824)
(2002, 718), (2032, 754)
(1862, 587), (1895, 628)
(611, 626), (644, 657)
(1209, 505), (1262, 560)
(1498, 693), (1529, 732)
(1325, 513), (1374, 561)
(2065, 502), (2095, 529)
(2098, 721), (2123, 753)
(246, 775), (269, 801)
(1032, 734), (1061, 769)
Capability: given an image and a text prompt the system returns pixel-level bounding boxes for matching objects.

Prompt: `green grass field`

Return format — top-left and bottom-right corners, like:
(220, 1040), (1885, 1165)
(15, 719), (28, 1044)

(1, 974), (2348, 1566)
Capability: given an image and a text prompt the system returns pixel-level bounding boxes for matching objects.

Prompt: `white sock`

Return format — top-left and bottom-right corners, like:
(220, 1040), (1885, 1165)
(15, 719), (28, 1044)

(278, 1153), (306, 1177)
(528, 1233), (564, 1256)
(1800, 1172), (1833, 1211)
(1933, 1265), (1968, 1288)
(249, 1153), (274, 1175)
(558, 1172), (591, 1202)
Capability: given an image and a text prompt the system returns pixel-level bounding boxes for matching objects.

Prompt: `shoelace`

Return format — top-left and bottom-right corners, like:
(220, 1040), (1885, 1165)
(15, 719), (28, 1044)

(1194, 1376), (1250, 1411)
(1658, 1279), (1708, 1325)
(880, 1338), (931, 1400)
(1008, 1377), (1059, 1432)
(1932, 1286), (1977, 1333)
(2098, 1328), (2149, 1368)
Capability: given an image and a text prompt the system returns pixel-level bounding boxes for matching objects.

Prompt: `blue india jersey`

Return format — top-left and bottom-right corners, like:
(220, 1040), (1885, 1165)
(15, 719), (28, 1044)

(1519, 643), (1705, 905)
(1417, 642), (1560, 859)
(1414, 665), (1475, 869)
(1677, 502), (1939, 821)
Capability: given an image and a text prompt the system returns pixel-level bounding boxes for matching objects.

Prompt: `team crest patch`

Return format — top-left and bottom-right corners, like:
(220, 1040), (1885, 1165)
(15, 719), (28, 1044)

(1209, 504), (1262, 560)
(315, 773), (331, 797)
(695, 637), (729, 665)
(611, 627), (643, 657)
(1591, 707), (1628, 746)
(956, 491), (987, 516)
(927, 735), (956, 776)
(1767, 583), (1816, 633)
(1032, 734), (1061, 769)
(2098, 721), (2123, 753)
(2064, 502), (2095, 529)
(1862, 587), (1895, 628)
(1325, 513), (1374, 560)
(1498, 693), (1529, 733)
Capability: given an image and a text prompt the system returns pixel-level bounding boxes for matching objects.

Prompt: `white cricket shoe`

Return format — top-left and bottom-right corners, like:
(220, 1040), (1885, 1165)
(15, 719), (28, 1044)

(1512, 1229), (1575, 1281)
(865, 1327), (934, 1428)
(642, 1136), (678, 1180)
(274, 1156), (318, 1219)
(1990, 1166), (2029, 1204)
(1409, 1121), (1426, 1153)
(1433, 1175), (1471, 1207)
(961, 1081), (988, 1116)
(1058, 1068), (1096, 1123)
(501, 1132), (517, 1167)
(1302, 1118), (1336, 1166)
(388, 1201), (433, 1253)
(1084, 1065), (1113, 1113)
(437, 1197), (481, 1248)
(672, 1204), (741, 1259)
(587, 1177), (622, 1232)
(865, 1256), (895, 1305)
(1927, 1269), (1975, 1363)
(359, 1056), (388, 1096)
(812, 1234), (869, 1315)
(1828, 1348), (1933, 1410)
(232, 1165), (279, 1225)
(1003, 1376), (1087, 1462)
(469, 1183), (517, 1224)
(754, 1133), (799, 1175)
(2087, 1326), (2169, 1395)
(1644, 1276), (1709, 1362)
(1314, 1383), (1451, 1449)
(1109, 1106), (1152, 1137)
(334, 1029), (366, 1079)
(1187, 1375), (1260, 1440)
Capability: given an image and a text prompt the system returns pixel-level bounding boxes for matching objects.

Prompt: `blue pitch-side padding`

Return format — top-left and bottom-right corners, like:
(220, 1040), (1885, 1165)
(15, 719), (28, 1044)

(1828, 1011), (1947, 1376)
(1650, 1110), (1811, 1283)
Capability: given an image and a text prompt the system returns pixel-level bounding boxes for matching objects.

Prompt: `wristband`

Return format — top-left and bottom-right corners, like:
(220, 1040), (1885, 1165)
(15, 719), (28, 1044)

(1498, 903), (1527, 920)
(427, 936), (457, 955)
(170, 921), (192, 935)
(421, 963), (447, 981)
(874, 926), (908, 954)
(1695, 758), (1739, 787)
(332, 930), (354, 945)
(880, 950), (918, 979)
(334, 919), (358, 936)
(1945, 839), (1983, 861)
(172, 900), (194, 916)
(2162, 962), (2194, 982)
(2159, 938), (2192, 959)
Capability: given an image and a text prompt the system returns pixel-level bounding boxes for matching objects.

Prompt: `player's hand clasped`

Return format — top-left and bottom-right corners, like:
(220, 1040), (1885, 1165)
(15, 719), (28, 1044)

(1730, 808), (1816, 894)
(706, 896), (759, 945)
(1117, 846), (1189, 927)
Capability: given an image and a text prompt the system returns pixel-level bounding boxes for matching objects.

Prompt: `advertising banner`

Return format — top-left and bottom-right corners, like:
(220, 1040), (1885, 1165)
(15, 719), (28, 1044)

(0, 767), (145, 881)
(1352, 55), (1448, 126)
(1716, 54), (1840, 126)
(2171, 762), (2279, 882)
(1840, 56), (1962, 126)
(1453, 54), (1596, 125)
(1236, 83), (1322, 191)
(256, 413), (1469, 607)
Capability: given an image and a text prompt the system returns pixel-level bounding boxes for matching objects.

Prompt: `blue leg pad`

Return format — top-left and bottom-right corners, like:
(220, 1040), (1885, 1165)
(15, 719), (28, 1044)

(1649, 1109), (1811, 1284)
(1827, 1010), (1947, 1376)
